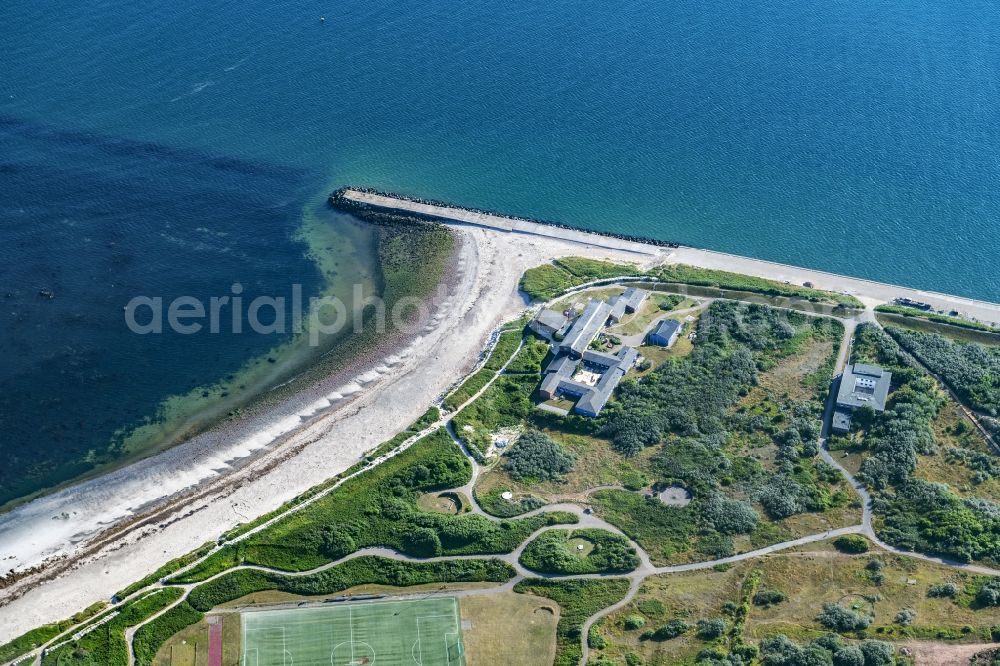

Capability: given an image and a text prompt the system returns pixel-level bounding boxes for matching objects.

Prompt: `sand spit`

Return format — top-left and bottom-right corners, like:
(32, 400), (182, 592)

(341, 188), (1000, 324)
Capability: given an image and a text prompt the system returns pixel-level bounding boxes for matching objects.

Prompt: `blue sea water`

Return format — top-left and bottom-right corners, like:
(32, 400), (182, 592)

(2, 0), (999, 502)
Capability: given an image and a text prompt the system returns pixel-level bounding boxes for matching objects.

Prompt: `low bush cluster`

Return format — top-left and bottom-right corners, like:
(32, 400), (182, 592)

(519, 528), (639, 575)
(886, 327), (1000, 416)
(833, 535), (870, 554)
(977, 579), (1000, 607)
(816, 602), (872, 632)
(759, 633), (894, 666)
(503, 430), (575, 482)
(752, 589), (786, 607)
(927, 582), (958, 598)
(649, 618), (690, 641)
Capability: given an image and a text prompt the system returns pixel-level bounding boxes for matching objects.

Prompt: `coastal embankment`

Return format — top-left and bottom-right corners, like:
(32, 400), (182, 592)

(332, 187), (1000, 326)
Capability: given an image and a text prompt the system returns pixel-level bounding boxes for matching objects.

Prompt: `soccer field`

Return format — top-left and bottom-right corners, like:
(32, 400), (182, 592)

(240, 597), (465, 666)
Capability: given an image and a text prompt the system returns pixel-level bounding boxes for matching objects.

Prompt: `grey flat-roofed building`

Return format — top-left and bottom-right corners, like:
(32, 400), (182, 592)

(832, 410), (853, 433)
(559, 299), (612, 358)
(582, 349), (621, 368)
(836, 363), (892, 412)
(574, 346), (639, 417)
(853, 363), (885, 378)
(540, 346), (638, 416)
(648, 319), (681, 347)
(539, 353), (576, 400)
(574, 369), (623, 416)
(617, 346), (639, 368)
(539, 371), (563, 399)
(529, 308), (569, 339)
(621, 287), (649, 313)
(546, 354), (577, 376)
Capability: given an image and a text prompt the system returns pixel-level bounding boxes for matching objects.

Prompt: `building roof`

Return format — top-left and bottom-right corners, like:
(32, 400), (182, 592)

(542, 346), (638, 417)
(575, 370), (623, 415)
(560, 299), (611, 356)
(836, 363), (892, 411)
(853, 363), (884, 378)
(533, 308), (568, 332)
(608, 297), (627, 322)
(621, 287), (648, 311)
(545, 354), (577, 377)
(572, 347), (638, 417)
(832, 410), (853, 432)
(616, 346), (639, 368)
(650, 318), (681, 341)
(582, 349), (621, 368)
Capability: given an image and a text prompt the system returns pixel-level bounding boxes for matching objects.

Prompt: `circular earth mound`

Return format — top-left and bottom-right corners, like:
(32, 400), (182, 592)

(658, 486), (692, 507)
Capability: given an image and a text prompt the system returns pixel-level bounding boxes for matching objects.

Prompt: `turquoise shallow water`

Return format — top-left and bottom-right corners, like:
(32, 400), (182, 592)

(2, 0), (1000, 502)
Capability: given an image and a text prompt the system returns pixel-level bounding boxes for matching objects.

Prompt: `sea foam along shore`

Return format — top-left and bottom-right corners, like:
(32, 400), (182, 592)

(0, 219), (668, 641)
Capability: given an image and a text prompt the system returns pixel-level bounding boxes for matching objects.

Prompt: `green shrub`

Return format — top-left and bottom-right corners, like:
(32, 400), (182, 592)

(927, 582), (958, 598)
(753, 589), (786, 607)
(620, 470), (648, 491)
(623, 615), (646, 630)
(977, 579), (1000, 607)
(650, 618), (689, 641)
(519, 529), (639, 575)
(696, 618), (727, 640)
(833, 645), (865, 666)
(587, 625), (607, 649)
(504, 430), (575, 482)
(833, 535), (870, 554)
(816, 602), (872, 632)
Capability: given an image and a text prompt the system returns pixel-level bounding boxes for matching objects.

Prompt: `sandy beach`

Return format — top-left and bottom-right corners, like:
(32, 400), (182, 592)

(0, 224), (666, 642)
(3, 205), (1000, 642)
